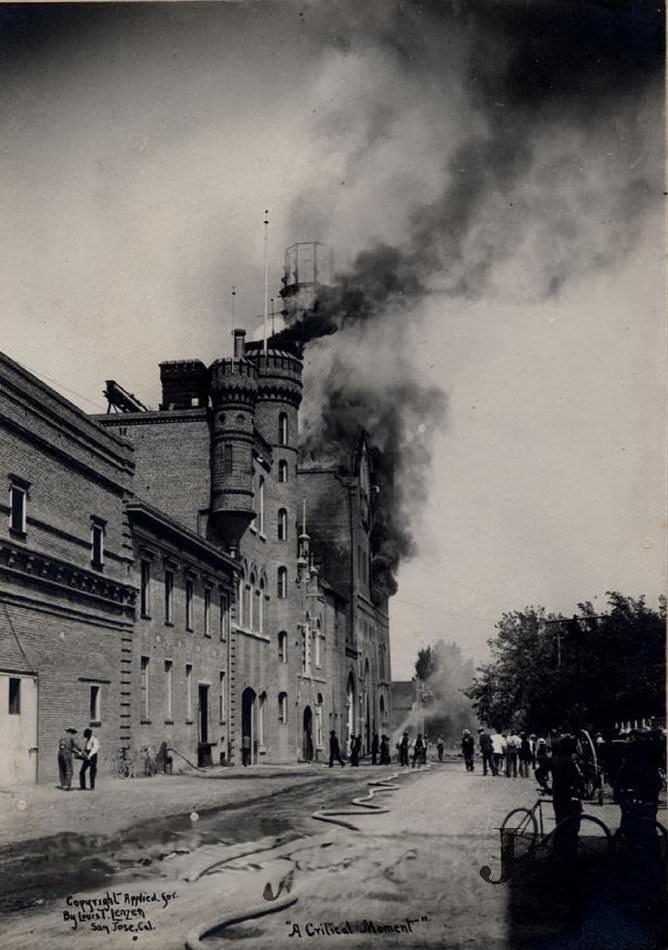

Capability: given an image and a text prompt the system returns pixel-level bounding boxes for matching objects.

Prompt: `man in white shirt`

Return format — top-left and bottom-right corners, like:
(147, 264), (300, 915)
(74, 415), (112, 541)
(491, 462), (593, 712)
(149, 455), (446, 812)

(491, 731), (505, 776)
(79, 728), (100, 790)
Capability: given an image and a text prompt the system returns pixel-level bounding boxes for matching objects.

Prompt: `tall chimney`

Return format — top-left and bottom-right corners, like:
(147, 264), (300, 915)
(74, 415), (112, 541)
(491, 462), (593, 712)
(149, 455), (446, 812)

(233, 329), (246, 359)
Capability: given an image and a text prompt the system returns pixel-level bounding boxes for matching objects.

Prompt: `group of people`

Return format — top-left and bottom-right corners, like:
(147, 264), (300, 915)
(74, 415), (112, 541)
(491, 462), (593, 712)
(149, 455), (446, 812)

(328, 730), (392, 768)
(57, 726), (100, 790)
(474, 729), (545, 778)
(398, 732), (427, 767)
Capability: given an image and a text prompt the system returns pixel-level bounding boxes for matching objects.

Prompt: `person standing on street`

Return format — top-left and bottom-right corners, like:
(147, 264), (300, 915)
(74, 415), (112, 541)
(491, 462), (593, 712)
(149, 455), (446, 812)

(412, 734), (425, 769)
(437, 736), (445, 763)
(379, 734), (391, 765)
(371, 732), (379, 766)
(534, 737), (551, 792)
(505, 732), (521, 778)
(519, 733), (532, 777)
(57, 727), (81, 790)
(479, 728), (494, 776)
(79, 728), (100, 790)
(462, 730), (475, 771)
(350, 734), (361, 767)
(551, 734), (585, 860)
(491, 730), (505, 776)
(399, 731), (410, 767)
(329, 730), (345, 767)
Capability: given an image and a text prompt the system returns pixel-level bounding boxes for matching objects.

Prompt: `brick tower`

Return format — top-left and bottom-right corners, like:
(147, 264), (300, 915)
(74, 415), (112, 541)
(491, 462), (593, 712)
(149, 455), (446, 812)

(209, 329), (258, 556)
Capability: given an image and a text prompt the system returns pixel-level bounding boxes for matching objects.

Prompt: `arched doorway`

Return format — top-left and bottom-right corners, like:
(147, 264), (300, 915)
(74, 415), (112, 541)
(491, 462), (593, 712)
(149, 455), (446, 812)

(241, 687), (256, 766)
(303, 706), (314, 762)
(346, 672), (356, 750)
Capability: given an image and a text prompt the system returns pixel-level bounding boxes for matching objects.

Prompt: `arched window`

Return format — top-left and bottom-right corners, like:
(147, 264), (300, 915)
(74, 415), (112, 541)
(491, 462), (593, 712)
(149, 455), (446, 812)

(278, 631), (288, 663)
(244, 574), (255, 630)
(258, 581), (264, 633)
(278, 691), (288, 724)
(315, 694), (324, 749)
(258, 477), (265, 534)
(277, 508), (288, 541)
(258, 692), (266, 747)
(237, 572), (244, 627)
(277, 566), (287, 599)
(301, 627), (310, 675)
(278, 460), (288, 483)
(314, 626), (321, 668)
(278, 413), (288, 446)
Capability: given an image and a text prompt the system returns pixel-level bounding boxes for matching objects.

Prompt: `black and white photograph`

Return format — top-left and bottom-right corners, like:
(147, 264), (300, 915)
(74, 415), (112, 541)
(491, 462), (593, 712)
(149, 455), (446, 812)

(0, 2), (665, 948)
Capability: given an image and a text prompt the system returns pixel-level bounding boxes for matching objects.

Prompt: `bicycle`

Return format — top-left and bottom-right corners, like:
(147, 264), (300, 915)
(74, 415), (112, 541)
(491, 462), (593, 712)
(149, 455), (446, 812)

(500, 796), (613, 865)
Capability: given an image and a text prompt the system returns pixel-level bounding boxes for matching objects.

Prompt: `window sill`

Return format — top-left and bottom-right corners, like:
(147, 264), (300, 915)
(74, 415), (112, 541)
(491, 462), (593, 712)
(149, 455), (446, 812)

(141, 613), (152, 621)
(219, 719), (226, 726)
(185, 719), (193, 725)
(164, 621), (174, 628)
(89, 720), (101, 727)
(164, 719), (174, 725)
(91, 562), (104, 572)
(9, 528), (27, 540)
(140, 719), (152, 725)
(258, 533), (266, 542)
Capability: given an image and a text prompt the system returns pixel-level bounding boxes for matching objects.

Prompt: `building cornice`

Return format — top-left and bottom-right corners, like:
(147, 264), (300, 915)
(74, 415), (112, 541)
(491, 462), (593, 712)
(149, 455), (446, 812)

(126, 500), (238, 577)
(0, 540), (137, 614)
(96, 409), (208, 428)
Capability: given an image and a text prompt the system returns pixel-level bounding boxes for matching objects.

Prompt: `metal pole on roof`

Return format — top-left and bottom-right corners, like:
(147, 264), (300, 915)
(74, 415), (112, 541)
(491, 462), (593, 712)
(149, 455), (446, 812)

(263, 210), (269, 356)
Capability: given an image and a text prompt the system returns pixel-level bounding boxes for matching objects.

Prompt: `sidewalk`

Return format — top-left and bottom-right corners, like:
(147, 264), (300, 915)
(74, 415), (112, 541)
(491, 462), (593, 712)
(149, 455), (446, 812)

(0, 762), (338, 847)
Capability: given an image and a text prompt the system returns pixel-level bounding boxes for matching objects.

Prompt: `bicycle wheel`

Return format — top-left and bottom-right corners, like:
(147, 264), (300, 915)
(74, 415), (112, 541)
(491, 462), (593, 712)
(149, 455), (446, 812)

(500, 807), (539, 859)
(549, 813), (612, 866)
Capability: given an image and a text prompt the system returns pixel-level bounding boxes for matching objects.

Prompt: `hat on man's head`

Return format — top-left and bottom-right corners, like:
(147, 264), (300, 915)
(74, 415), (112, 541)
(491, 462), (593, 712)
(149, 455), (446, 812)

(65, 727), (78, 733)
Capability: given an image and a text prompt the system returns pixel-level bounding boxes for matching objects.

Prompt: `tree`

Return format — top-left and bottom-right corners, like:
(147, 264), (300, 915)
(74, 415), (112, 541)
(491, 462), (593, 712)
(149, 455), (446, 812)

(415, 645), (437, 681)
(412, 640), (477, 741)
(465, 593), (666, 732)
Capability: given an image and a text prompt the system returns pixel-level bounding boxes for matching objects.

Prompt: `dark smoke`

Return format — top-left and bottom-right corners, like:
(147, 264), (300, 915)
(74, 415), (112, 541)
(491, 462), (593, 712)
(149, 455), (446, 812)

(279, 0), (662, 602)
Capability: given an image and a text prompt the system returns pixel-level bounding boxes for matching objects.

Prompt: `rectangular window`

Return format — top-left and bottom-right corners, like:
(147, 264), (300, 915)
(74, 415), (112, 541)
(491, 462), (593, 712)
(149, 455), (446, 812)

(204, 588), (211, 637)
(220, 592), (229, 640)
(140, 657), (150, 720)
(9, 484), (27, 534)
(89, 684), (101, 723)
(165, 660), (173, 721)
(164, 570), (174, 624)
(91, 522), (104, 568)
(315, 633), (321, 668)
(185, 578), (194, 631)
(224, 444), (233, 475)
(219, 671), (225, 723)
(140, 560), (151, 617)
(8, 677), (20, 715)
(185, 664), (193, 721)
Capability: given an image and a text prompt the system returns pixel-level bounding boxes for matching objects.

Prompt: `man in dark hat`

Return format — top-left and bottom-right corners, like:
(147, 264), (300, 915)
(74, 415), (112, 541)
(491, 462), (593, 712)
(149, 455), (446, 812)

(58, 727), (81, 790)
(329, 730), (345, 767)
(399, 731), (410, 767)
(371, 732), (379, 765)
(80, 728), (100, 790)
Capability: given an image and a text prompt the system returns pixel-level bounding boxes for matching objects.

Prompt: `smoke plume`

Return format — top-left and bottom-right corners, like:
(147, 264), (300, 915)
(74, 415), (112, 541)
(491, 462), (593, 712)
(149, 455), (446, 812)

(277, 0), (662, 601)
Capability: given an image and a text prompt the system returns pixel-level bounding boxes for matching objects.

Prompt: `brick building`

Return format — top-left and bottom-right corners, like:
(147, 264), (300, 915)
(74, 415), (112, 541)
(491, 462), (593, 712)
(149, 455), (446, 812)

(0, 354), (136, 785)
(0, 310), (393, 781)
(97, 330), (392, 766)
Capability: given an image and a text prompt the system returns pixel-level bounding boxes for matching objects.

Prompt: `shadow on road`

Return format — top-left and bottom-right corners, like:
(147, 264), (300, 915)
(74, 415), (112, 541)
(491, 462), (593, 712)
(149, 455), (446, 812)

(506, 839), (667, 949)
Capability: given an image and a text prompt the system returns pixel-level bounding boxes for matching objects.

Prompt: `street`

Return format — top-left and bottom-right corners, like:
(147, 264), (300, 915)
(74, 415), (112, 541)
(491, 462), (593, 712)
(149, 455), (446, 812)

(0, 762), (664, 949)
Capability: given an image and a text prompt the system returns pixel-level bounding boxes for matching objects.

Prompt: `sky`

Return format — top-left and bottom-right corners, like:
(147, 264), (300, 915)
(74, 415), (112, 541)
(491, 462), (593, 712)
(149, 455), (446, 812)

(0, 1), (664, 678)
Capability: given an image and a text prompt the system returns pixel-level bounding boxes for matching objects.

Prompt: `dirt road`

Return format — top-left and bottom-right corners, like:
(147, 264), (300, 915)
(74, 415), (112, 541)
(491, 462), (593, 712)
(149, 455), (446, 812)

(1, 764), (665, 949)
